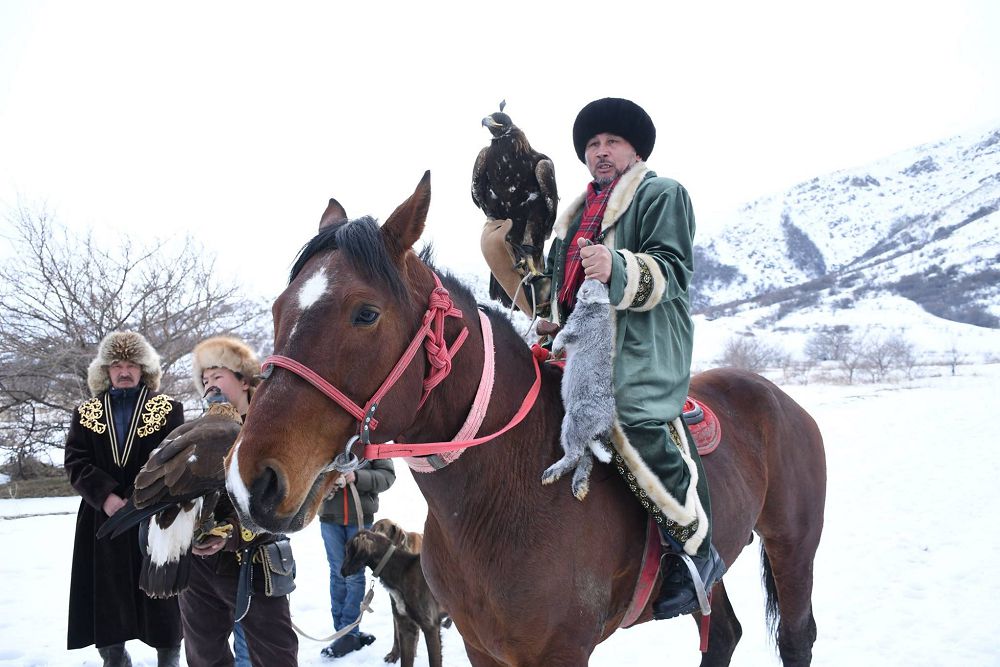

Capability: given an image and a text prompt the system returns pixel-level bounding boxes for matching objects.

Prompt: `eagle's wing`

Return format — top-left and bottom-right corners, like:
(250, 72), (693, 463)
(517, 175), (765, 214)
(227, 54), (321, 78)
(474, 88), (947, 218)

(534, 157), (559, 242)
(136, 408), (241, 505)
(97, 404), (242, 540)
(471, 146), (491, 213)
(98, 402), (242, 598)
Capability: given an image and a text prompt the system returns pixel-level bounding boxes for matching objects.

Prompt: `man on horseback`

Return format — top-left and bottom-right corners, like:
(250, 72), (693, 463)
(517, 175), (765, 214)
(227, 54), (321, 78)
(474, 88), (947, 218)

(545, 97), (725, 619)
(564, 98), (725, 618)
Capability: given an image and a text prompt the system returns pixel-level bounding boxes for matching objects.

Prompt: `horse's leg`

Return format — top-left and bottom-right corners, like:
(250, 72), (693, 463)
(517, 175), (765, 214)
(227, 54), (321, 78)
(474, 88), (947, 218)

(759, 536), (819, 666)
(698, 581), (742, 667)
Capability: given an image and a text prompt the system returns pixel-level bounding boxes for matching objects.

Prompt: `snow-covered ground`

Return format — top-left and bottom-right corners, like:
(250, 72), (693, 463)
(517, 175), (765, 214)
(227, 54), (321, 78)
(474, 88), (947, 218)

(2, 365), (1000, 666)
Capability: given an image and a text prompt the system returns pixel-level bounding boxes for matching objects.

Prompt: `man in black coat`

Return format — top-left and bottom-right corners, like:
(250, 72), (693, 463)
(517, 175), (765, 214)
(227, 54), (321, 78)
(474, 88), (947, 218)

(65, 331), (184, 667)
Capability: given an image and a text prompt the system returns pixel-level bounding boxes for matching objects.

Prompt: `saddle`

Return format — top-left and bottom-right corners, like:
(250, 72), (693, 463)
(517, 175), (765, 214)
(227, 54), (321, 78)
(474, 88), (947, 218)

(683, 398), (721, 456)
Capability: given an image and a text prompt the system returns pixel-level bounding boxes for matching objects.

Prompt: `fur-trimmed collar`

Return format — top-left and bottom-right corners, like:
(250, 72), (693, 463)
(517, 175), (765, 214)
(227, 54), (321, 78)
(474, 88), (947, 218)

(553, 163), (651, 240)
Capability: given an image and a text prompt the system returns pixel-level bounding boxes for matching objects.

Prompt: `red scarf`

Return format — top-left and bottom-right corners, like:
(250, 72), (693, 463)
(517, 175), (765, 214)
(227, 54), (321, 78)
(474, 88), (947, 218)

(558, 177), (619, 309)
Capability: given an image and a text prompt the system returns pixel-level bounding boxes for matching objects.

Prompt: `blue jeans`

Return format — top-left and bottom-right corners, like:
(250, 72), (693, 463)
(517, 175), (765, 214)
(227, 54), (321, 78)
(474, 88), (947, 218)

(232, 621), (250, 667)
(320, 521), (370, 635)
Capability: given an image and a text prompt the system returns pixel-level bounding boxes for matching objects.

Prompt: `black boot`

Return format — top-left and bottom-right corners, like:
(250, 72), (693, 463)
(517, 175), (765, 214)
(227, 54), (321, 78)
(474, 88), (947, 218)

(97, 643), (132, 667)
(156, 646), (181, 667)
(321, 631), (376, 658)
(653, 543), (726, 620)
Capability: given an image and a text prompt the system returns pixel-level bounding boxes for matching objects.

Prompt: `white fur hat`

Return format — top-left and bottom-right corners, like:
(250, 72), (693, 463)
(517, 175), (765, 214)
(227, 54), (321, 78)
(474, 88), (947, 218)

(86, 331), (162, 396)
(191, 336), (261, 398)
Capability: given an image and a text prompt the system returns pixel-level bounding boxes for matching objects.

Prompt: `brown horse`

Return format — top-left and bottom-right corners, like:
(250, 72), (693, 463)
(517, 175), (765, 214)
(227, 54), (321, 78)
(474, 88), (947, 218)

(225, 173), (826, 666)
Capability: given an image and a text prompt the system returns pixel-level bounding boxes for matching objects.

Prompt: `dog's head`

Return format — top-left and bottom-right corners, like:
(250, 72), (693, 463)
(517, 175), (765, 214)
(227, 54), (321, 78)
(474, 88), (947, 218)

(341, 530), (382, 577)
(342, 529), (402, 578)
(372, 518), (411, 549)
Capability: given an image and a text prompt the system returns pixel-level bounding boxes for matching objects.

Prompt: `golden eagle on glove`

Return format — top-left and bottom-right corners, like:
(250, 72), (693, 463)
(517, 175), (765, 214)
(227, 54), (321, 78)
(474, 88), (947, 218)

(97, 396), (242, 598)
(472, 101), (558, 306)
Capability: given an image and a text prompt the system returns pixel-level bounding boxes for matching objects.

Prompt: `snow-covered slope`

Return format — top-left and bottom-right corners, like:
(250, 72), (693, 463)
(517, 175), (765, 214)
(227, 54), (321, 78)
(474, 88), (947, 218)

(695, 125), (1000, 329)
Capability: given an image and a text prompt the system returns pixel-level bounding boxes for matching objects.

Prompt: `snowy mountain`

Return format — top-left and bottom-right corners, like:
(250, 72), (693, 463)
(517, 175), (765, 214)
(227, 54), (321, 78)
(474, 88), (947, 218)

(693, 125), (1000, 331)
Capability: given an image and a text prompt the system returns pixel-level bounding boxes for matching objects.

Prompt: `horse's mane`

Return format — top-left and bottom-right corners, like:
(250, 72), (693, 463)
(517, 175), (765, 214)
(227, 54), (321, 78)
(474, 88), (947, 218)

(290, 217), (409, 301)
(290, 218), (522, 345)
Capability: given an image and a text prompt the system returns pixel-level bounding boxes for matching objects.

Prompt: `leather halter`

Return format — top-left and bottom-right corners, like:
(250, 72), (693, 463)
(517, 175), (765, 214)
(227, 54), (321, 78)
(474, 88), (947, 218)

(260, 272), (542, 471)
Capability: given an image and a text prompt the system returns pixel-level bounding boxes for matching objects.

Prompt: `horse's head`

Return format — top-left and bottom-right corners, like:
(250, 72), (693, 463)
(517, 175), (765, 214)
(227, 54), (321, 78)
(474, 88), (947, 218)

(225, 172), (440, 533)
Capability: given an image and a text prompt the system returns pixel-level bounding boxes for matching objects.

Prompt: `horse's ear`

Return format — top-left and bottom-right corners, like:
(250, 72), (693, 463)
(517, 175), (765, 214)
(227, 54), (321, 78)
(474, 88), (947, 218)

(319, 197), (348, 231)
(382, 171), (430, 257)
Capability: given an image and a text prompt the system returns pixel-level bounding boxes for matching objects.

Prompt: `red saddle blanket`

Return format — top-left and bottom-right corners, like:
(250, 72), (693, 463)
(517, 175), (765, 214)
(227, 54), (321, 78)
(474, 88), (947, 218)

(683, 397), (722, 456)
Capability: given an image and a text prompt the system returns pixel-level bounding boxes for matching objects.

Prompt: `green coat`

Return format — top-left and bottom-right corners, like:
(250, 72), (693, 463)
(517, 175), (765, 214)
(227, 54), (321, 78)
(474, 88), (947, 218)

(547, 164), (709, 554)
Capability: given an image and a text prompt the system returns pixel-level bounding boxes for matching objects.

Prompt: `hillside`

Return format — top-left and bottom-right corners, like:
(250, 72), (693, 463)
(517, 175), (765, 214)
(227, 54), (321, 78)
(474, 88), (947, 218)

(693, 125), (1000, 334)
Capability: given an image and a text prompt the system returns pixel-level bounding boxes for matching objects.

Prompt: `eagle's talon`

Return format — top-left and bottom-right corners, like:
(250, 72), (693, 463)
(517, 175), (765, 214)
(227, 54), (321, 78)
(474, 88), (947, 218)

(194, 520), (234, 545)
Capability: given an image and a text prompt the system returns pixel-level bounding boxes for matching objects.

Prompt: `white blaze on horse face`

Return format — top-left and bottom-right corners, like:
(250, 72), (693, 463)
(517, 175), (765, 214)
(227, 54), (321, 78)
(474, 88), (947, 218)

(225, 436), (252, 515)
(297, 266), (329, 311)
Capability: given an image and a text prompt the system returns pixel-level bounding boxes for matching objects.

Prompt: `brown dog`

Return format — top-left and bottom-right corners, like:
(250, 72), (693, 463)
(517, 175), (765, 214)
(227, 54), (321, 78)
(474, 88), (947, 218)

(372, 517), (424, 554)
(342, 530), (446, 667)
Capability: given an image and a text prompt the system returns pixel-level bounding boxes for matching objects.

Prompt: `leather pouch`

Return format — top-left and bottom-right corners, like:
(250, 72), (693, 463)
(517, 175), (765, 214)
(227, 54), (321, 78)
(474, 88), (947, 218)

(260, 538), (296, 597)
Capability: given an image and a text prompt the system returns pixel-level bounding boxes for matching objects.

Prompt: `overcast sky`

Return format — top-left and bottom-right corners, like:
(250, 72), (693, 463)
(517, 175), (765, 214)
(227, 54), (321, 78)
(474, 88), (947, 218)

(1, 0), (998, 298)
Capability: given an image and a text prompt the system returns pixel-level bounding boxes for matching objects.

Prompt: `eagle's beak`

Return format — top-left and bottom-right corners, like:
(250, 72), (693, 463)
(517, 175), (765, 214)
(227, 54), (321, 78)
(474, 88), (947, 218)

(482, 116), (500, 129)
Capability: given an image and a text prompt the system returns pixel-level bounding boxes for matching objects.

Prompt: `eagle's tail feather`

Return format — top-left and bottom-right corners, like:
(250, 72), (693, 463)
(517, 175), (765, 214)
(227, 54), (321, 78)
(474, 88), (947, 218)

(489, 275), (514, 308)
(140, 552), (192, 599)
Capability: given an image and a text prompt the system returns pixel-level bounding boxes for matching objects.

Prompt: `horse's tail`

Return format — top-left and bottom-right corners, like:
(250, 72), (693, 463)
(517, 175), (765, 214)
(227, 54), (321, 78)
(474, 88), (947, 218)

(760, 543), (780, 645)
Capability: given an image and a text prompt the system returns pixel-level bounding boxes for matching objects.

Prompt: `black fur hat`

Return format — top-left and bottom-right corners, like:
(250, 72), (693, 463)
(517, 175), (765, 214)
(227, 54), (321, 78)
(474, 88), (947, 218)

(572, 98), (656, 163)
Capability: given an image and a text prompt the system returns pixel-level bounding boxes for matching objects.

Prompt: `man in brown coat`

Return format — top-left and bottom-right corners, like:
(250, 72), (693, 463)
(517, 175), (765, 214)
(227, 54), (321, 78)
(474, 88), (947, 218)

(65, 331), (184, 666)
(179, 335), (298, 667)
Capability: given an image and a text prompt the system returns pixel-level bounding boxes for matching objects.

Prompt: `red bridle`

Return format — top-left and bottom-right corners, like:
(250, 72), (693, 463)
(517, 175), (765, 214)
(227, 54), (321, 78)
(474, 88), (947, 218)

(260, 272), (541, 467)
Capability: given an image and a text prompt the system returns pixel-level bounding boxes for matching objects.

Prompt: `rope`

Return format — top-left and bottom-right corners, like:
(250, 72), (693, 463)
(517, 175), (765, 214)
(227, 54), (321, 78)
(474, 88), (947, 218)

(290, 481), (371, 642)
(290, 583), (376, 642)
(508, 273), (540, 337)
(416, 287), (469, 409)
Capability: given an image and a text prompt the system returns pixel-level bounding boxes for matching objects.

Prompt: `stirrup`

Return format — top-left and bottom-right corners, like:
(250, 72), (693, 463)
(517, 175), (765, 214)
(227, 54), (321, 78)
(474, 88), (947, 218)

(675, 551), (713, 616)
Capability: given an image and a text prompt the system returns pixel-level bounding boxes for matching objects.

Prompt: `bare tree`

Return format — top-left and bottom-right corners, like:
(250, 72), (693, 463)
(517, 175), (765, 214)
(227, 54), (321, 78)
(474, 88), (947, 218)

(885, 334), (917, 380)
(718, 334), (781, 373)
(0, 206), (269, 475)
(945, 341), (967, 376)
(781, 355), (816, 385)
(804, 326), (852, 362)
(862, 332), (916, 382)
(836, 331), (868, 384)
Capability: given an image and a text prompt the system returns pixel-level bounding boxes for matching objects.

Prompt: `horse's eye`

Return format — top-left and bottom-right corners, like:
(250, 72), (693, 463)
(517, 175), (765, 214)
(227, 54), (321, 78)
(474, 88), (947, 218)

(353, 307), (380, 326)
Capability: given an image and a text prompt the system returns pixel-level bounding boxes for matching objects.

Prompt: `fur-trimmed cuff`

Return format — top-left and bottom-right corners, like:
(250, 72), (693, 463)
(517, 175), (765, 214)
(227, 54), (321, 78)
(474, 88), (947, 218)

(615, 250), (666, 311)
(609, 417), (709, 556)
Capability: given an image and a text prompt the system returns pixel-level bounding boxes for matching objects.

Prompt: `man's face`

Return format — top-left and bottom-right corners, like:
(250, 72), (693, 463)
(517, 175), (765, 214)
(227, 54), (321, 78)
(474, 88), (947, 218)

(202, 367), (249, 405)
(108, 360), (142, 389)
(584, 132), (640, 186)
